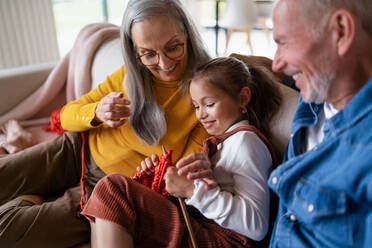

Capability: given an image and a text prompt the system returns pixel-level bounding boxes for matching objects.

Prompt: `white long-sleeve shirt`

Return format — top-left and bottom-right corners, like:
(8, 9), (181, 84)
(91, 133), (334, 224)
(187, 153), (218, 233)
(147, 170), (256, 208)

(185, 120), (272, 241)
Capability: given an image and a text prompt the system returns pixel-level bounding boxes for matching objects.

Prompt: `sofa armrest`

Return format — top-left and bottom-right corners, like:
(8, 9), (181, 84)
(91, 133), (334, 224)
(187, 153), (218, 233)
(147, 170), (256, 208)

(0, 62), (57, 116)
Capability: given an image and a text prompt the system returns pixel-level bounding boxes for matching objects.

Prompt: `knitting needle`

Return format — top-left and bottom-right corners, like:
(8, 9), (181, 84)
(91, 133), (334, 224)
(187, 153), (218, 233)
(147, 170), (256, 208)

(162, 145), (198, 248)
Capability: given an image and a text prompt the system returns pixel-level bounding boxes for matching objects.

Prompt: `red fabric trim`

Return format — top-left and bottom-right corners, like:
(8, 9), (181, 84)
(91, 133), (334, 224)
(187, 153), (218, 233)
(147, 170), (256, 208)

(79, 132), (93, 222)
(202, 125), (279, 167)
(79, 132), (86, 211)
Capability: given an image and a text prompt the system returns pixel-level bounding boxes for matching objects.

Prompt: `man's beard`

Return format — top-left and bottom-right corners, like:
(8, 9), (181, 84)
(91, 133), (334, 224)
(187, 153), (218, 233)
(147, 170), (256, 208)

(303, 70), (335, 104)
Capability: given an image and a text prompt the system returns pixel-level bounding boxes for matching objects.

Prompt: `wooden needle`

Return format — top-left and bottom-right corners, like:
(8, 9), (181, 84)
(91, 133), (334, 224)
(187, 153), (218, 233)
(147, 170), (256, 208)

(162, 145), (198, 248)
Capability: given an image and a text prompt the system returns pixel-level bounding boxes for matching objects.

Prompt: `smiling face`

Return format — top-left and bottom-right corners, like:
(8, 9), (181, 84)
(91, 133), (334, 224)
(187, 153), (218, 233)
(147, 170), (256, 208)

(131, 15), (188, 82)
(271, 1), (336, 104)
(189, 77), (244, 135)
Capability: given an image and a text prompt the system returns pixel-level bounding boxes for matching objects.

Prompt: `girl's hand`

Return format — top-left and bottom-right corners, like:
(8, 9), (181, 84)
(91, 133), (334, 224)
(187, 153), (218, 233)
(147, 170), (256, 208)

(176, 153), (218, 190)
(137, 154), (159, 174)
(92, 92), (131, 127)
(164, 167), (194, 198)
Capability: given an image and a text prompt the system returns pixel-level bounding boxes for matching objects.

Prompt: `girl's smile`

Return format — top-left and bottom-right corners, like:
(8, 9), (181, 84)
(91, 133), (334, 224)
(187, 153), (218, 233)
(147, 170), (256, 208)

(190, 78), (243, 136)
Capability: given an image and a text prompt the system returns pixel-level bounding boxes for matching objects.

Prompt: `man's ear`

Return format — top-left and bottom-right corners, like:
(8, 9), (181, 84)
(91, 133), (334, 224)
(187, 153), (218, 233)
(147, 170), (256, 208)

(239, 87), (251, 107)
(329, 9), (355, 56)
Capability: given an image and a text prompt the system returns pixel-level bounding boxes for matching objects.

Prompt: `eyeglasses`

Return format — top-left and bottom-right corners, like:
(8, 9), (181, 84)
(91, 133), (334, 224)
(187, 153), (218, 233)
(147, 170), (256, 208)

(137, 43), (185, 66)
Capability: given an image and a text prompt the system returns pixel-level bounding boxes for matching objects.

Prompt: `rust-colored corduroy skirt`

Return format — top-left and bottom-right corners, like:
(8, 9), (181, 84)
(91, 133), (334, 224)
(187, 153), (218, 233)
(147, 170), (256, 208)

(82, 173), (258, 248)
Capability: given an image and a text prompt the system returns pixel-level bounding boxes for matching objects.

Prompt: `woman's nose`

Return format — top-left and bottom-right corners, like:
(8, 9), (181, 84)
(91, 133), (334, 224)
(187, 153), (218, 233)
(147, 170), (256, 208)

(157, 53), (173, 70)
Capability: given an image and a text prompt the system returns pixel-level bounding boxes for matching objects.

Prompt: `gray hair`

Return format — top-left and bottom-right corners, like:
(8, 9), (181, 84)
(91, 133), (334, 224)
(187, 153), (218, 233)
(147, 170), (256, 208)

(291, 0), (372, 38)
(120, 0), (210, 145)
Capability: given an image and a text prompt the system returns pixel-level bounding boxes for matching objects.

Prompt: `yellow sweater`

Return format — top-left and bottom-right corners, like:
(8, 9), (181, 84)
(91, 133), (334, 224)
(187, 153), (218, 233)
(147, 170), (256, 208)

(60, 66), (209, 176)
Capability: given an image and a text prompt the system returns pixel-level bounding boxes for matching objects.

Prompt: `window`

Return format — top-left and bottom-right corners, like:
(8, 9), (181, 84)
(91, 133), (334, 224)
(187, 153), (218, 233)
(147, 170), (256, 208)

(53, 0), (128, 56)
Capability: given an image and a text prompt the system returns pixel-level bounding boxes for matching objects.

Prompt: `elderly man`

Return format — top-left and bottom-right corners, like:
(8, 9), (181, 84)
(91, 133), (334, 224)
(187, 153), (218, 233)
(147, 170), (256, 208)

(268, 0), (372, 247)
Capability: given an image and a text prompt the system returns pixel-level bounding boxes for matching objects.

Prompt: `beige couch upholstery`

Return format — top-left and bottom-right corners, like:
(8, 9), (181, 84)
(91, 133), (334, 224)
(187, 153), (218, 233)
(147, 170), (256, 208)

(0, 62), (57, 116)
(0, 36), (298, 157)
(0, 35), (298, 247)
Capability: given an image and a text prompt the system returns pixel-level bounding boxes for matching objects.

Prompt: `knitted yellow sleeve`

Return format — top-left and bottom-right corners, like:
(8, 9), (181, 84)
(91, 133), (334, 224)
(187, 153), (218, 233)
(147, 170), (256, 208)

(60, 66), (126, 131)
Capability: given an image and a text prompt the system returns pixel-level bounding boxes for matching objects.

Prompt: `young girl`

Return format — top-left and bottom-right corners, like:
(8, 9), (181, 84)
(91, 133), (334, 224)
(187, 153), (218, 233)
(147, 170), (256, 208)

(82, 57), (282, 248)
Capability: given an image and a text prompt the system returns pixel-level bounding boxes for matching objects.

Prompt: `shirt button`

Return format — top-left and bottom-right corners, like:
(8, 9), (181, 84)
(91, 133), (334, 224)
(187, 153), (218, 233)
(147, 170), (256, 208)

(307, 204), (314, 212)
(272, 177), (278, 184)
(290, 215), (297, 222)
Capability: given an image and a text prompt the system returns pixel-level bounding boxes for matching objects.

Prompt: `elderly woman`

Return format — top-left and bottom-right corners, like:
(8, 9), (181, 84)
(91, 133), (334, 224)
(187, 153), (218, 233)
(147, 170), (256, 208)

(0, 0), (210, 247)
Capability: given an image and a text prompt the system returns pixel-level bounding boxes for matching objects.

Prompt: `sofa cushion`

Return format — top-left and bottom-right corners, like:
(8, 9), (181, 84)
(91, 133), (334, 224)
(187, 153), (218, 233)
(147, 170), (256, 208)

(269, 82), (298, 158)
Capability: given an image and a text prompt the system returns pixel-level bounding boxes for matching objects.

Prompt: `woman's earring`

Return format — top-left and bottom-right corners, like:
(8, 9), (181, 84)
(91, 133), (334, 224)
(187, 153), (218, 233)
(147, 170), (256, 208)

(242, 107), (247, 114)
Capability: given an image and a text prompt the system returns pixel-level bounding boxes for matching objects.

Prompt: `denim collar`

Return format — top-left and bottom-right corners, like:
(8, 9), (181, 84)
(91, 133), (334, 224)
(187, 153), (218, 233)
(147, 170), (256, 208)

(291, 98), (323, 135)
(328, 77), (372, 135)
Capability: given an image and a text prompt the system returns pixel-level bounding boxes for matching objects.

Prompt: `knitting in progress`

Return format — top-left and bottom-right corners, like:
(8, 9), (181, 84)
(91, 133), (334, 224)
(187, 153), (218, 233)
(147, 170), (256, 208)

(131, 148), (198, 248)
(131, 149), (174, 198)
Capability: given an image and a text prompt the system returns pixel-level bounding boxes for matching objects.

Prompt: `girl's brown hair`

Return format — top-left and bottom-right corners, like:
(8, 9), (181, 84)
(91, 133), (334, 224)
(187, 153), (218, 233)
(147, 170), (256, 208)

(190, 57), (282, 139)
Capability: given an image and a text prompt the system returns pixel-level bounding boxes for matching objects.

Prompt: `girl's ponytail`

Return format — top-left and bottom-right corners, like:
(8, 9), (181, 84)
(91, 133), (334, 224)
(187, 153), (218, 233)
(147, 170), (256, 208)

(245, 62), (282, 139)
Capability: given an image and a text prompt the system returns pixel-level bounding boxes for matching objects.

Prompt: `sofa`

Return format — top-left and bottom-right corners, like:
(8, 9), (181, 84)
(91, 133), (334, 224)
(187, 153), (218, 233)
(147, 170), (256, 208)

(0, 25), (299, 247)
(0, 35), (298, 155)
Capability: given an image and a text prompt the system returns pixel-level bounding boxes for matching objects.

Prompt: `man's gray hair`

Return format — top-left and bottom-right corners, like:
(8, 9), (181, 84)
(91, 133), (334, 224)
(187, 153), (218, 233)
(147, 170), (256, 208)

(120, 0), (210, 145)
(295, 0), (372, 38)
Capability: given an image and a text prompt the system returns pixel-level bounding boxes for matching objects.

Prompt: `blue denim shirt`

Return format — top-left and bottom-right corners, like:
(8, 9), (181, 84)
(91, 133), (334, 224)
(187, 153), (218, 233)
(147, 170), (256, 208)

(268, 78), (372, 248)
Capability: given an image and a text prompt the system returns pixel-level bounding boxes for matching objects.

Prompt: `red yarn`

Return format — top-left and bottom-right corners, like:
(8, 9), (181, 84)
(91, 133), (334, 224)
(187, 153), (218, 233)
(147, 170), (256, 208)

(131, 170), (154, 188)
(44, 109), (66, 135)
(78, 132), (94, 222)
(131, 149), (173, 198)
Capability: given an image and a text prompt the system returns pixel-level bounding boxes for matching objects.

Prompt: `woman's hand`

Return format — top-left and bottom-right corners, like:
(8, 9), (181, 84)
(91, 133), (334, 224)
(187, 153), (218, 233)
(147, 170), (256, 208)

(176, 153), (217, 190)
(137, 154), (159, 174)
(164, 167), (194, 198)
(92, 92), (131, 127)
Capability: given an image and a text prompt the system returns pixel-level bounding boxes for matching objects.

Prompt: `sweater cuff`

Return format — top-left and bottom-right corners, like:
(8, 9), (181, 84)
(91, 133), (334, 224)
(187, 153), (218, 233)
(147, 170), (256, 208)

(78, 102), (99, 126)
(61, 102), (100, 130)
